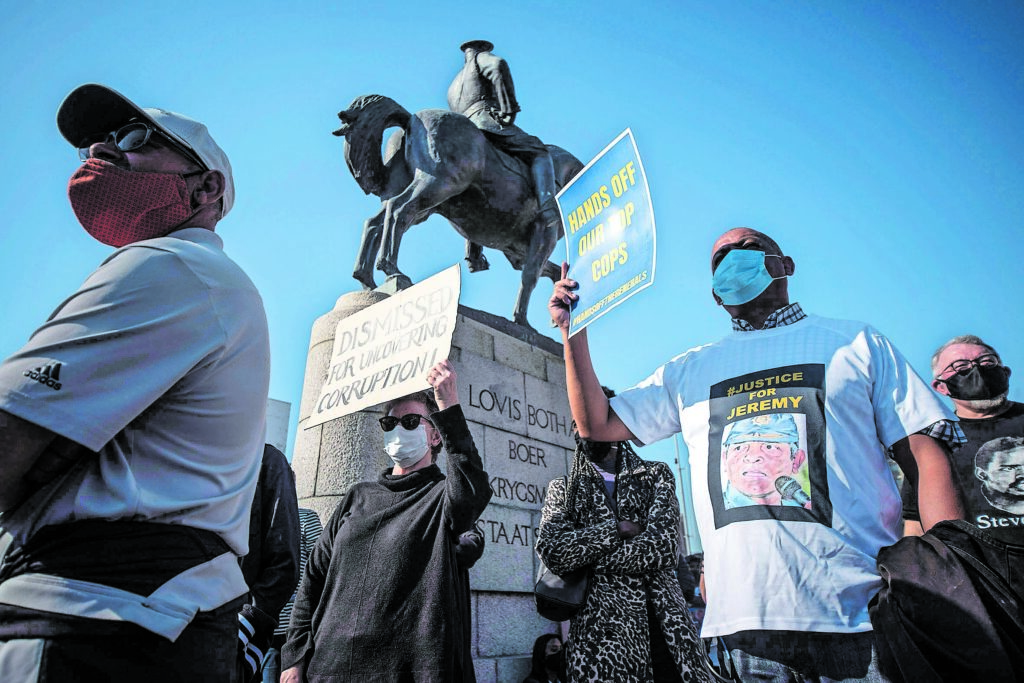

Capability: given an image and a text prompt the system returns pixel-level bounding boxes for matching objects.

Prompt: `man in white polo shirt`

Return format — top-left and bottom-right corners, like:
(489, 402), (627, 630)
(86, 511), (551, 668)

(0, 84), (270, 681)
(548, 227), (964, 682)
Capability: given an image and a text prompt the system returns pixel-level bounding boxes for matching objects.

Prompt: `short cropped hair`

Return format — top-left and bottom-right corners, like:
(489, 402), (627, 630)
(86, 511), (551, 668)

(931, 335), (1001, 377)
(975, 436), (1024, 471)
(754, 230), (783, 256)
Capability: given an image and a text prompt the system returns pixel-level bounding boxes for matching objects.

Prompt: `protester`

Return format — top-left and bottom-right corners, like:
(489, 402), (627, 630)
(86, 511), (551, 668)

(903, 335), (1024, 538)
(280, 360), (491, 682)
(679, 553), (705, 610)
(522, 633), (566, 683)
(548, 227), (964, 681)
(0, 83), (269, 681)
(536, 403), (711, 683)
(876, 335), (1024, 680)
(684, 553), (704, 594)
(238, 444), (300, 682)
(264, 506), (324, 683)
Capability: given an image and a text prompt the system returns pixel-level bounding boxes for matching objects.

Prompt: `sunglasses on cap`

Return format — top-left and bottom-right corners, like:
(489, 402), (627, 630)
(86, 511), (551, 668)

(379, 414), (434, 432)
(77, 121), (204, 168)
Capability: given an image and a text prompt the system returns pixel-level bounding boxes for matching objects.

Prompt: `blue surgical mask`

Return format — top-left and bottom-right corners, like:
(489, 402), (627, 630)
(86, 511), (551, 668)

(712, 250), (785, 305)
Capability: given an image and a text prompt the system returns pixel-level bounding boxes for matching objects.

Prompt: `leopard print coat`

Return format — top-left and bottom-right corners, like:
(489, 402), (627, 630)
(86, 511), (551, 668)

(536, 449), (711, 683)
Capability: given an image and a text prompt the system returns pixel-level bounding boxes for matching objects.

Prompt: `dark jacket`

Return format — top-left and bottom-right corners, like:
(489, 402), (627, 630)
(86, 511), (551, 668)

(241, 444), (301, 621)
(282, 405), (491, 682)
(870, 520), (1024, 682)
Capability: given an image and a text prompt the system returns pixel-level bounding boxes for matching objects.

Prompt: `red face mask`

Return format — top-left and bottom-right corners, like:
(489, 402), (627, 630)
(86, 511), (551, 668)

(67, 159), (196, 247)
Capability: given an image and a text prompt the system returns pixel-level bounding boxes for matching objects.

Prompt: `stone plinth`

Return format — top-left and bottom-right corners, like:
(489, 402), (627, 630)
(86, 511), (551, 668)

(296, 296), (571, 683)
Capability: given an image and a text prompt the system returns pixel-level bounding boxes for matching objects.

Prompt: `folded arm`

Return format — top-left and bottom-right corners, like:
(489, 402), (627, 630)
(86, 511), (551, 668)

(535, 477), (620, 575)
(599, 462), (680, 575)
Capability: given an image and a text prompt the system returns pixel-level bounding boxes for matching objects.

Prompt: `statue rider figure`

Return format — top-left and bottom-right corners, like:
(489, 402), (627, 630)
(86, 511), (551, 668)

(448, 40), (562, 273)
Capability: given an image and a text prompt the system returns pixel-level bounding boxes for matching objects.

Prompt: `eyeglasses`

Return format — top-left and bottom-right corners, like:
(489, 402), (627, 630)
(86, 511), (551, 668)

(938, 353), (1000, 379)
(77, 121), (204, 168)
(379, 414), (433, 432)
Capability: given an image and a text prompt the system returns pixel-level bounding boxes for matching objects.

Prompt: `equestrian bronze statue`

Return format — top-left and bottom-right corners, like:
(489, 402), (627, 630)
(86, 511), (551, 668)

(334, 93), (582, 328)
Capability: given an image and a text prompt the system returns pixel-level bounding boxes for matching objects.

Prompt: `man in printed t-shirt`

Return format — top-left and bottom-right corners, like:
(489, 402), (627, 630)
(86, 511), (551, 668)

(903, 335), (1024, 538)
(548, 227), (965, 682)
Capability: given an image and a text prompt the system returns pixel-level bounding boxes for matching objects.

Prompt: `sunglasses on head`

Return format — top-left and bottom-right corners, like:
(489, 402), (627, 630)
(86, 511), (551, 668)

(379, 414), (433, 432)
(77, 121), (204, 168)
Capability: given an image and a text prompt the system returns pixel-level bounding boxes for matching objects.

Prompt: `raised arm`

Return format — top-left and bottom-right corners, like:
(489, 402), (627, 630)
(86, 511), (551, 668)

(428, 361), (493, 533)
(548, 263), (635, 443)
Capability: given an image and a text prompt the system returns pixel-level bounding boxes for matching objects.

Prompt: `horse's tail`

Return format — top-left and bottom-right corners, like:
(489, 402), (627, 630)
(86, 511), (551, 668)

(338, 95), (411, 196)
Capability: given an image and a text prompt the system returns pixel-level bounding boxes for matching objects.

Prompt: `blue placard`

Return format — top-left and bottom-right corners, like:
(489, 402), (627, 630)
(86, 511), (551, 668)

(557, 129), (656, 337)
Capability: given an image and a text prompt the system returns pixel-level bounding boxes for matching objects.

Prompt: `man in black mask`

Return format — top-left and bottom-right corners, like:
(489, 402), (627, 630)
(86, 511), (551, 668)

(903, 335), (1023, 537)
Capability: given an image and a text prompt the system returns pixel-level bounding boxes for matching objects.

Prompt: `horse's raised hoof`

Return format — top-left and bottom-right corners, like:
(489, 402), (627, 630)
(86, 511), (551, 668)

(466, 254), (490, 273)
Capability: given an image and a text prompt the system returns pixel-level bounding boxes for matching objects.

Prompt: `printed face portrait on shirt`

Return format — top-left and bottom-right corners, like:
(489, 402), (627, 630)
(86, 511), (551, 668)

(708, 363), (832, 528)
(975, 437), (1024, 515)
(721, 413), (809, 508)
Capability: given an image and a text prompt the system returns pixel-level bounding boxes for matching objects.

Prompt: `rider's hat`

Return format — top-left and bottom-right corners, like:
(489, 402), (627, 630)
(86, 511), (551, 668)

(460, 40), (494, 52)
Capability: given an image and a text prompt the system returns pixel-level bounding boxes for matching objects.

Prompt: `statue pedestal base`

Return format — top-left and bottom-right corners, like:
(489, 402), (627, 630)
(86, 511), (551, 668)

(295, 292), (573, 682)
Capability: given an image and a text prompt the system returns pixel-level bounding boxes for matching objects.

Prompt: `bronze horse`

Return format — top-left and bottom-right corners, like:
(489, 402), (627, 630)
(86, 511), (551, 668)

(333, 94), (583, 328)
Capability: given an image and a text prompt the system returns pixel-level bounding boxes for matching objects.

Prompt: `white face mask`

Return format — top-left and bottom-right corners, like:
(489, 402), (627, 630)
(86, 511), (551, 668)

(383, 424), (430, 469)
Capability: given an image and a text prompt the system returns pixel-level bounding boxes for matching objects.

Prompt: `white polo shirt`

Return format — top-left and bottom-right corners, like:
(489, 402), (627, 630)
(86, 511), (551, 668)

(0, 228), (270, 608)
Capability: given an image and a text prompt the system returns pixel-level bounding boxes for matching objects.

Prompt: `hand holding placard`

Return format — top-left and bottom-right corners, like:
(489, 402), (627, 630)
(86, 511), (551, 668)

(555, 129), (656, 337)
(547, 262), (579, 333)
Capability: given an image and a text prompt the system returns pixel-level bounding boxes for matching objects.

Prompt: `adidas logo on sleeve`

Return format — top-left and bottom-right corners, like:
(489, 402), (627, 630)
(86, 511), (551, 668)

(24, 362), (63, 391)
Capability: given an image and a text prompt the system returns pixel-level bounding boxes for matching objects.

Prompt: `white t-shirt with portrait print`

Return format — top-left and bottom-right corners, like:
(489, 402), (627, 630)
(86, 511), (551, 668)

(610, 314), (955, 637)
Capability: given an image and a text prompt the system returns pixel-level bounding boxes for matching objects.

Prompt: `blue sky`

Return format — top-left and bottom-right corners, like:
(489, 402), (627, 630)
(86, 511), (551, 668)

(2, 2), (1022, 538)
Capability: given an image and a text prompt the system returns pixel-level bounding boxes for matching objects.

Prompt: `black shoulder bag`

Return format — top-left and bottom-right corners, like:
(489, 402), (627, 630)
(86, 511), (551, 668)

(535, 476), (592, 621)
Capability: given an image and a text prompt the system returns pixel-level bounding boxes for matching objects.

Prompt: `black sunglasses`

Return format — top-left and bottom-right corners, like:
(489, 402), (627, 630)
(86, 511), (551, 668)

(77, 121), (204, 168)
(379, 414), (433, 432)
